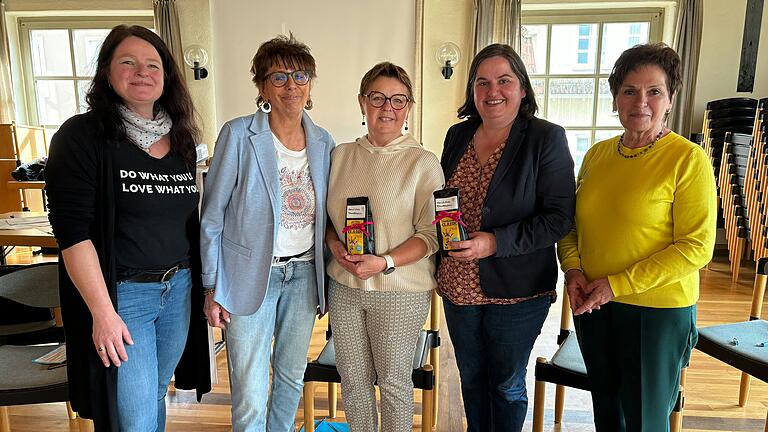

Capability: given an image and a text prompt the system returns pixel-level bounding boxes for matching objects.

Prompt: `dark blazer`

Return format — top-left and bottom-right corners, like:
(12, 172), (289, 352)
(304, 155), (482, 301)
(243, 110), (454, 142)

(46, 111), (211, 431)
(440, 116), (575, 298)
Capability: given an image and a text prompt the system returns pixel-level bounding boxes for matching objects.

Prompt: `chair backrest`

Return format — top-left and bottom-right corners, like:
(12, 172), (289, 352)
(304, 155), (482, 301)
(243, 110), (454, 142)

(0, 262), (58, 308)
(556, 288), (574, 345)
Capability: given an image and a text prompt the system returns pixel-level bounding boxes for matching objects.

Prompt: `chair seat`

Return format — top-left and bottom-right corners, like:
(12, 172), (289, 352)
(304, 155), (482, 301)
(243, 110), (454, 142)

(696, 320), (768, 383)
(315, 330), (438, 369)
(0, 344), (69, 406)
(305, 330), (438, 391)
(551, 331), (588, 376)
(0, 320), (56, 336)
(534, 331), (590, 391)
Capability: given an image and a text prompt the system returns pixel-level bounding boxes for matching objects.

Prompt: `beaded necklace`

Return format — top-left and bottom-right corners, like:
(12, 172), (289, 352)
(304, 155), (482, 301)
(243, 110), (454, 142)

(616, 129), (665, 159)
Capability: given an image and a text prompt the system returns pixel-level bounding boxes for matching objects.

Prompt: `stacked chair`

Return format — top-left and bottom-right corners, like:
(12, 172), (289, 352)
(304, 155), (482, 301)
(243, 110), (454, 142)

(743, 99), (768, 265)
(719, 132), (753, 281)
(302, 291), (441, 432)
(702, 98), (760, 281)
(695, 256), (768, 431)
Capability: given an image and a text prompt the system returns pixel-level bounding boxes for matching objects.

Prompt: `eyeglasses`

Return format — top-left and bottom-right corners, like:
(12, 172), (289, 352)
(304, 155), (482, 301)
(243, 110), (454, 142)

(364, 91), (410, 110)
(264, 70), (311, 87)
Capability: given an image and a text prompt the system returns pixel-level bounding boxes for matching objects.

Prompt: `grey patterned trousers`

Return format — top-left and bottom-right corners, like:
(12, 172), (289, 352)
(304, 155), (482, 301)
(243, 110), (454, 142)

(328, 279), (431, 432)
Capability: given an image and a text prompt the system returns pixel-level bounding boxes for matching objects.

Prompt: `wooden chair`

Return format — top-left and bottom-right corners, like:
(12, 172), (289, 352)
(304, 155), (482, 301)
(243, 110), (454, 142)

(532, 289), (684, 432)
(0, 123), (47, 213)
(0, 262), (80, 432)
(302, 291), (441, 432)
(695, 257), (768, 432)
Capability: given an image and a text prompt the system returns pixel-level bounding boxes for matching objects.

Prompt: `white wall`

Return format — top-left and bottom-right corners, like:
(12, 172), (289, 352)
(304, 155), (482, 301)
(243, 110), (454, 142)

(420, 0), (474, 156)
(692, 0), (768, 131)
(211, 1), (416, 146)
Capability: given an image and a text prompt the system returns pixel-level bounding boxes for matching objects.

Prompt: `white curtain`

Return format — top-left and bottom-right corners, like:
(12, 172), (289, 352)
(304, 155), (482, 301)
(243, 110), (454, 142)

(670, 0), (703, 138)
(0, 0), (16, 123)
(472, 0), (521, 58)
(153, 0), (184, 67)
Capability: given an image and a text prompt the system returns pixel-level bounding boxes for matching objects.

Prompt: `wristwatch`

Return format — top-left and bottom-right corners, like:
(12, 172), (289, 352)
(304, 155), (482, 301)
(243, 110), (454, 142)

(382, 254), (396, 275)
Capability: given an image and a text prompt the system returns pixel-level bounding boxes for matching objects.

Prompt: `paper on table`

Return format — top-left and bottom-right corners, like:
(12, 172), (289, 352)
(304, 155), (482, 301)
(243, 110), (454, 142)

(0, 217), (51, 230)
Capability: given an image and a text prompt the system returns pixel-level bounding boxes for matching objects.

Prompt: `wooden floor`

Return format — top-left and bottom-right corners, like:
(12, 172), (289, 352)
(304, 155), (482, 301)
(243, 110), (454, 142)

(2, 247), (767, 431)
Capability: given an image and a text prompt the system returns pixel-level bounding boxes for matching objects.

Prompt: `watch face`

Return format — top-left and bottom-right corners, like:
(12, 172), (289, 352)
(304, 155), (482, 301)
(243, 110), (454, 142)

(383, 267), (395, 275)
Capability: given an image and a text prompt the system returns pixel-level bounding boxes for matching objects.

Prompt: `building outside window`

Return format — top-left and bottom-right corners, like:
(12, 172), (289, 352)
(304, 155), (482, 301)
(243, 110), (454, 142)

(18, 17), (154, 138)
(520, 9), (662, 173)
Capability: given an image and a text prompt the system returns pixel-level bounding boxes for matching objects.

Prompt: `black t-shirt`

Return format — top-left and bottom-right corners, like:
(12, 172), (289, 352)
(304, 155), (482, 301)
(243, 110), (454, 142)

(114, 141), (198, 272)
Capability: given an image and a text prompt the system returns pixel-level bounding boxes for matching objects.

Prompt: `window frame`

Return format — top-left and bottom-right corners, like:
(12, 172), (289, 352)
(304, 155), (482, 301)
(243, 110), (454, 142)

(522, 8), (664, 162)
(18, 16), (155, 128)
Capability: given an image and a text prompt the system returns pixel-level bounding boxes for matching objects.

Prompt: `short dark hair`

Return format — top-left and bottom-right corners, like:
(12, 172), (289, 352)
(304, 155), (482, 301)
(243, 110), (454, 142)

(457, 43), (537, 120)
(250, 34), (317, 88)
(86, 25), (199, 167)
(608, 43), (681, 99)
(359, 62), (415, 103)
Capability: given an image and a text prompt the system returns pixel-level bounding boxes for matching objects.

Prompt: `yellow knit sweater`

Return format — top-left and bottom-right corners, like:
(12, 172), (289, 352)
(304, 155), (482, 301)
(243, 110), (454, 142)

(327, 134), (445, 292)
(557, 132), (716, 308)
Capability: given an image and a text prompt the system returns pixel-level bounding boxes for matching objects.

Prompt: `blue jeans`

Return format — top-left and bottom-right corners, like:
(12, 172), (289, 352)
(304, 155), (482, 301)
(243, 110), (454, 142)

(226, 260), (318, 432)
(443, 295), (551, 432)
(116, 268), (192, 432)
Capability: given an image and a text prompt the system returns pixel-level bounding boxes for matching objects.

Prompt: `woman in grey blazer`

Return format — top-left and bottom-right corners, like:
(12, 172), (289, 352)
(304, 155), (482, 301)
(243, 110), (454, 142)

(199, 35), (334, 432)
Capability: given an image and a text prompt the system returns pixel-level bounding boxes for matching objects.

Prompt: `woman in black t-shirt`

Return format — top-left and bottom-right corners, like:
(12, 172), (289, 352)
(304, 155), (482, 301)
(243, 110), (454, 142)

(45, 25), (210, 431)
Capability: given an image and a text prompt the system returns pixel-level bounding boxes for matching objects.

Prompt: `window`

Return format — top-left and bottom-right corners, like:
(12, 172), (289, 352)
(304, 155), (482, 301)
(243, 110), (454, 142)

(18, 17), (154, 136)
(521, 10), (662, 173)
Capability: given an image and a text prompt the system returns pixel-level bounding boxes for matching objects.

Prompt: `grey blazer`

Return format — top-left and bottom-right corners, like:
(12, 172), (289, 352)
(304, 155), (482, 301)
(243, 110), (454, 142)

(199, 111), (335, 315)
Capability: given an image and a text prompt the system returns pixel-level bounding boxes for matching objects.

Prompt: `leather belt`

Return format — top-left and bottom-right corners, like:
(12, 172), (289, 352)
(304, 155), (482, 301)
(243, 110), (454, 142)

(271, 247), (312, 265)
(119, 262), (189, 284)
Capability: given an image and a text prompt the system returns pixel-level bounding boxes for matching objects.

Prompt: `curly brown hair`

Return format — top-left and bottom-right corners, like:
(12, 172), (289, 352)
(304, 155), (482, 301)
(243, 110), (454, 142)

(250, 33), (317, 89)
(608, 43), (682, 99)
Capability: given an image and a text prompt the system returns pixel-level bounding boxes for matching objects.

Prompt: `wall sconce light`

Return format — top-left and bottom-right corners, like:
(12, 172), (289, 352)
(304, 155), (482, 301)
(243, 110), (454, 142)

(183, 45), (209, 80)
(436, 42), (461, 79)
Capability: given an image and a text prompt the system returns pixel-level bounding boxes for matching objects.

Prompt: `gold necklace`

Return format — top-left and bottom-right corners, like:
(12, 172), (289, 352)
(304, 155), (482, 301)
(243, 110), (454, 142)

(616, 130), (665, 159)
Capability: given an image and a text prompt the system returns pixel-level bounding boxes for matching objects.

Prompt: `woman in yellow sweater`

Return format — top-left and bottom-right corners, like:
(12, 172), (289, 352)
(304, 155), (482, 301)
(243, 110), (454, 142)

(557, 43), (716, 431)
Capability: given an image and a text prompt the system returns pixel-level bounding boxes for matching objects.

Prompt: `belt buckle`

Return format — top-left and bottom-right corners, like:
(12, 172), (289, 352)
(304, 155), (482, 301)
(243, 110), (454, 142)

(160, 265), (179, 283)
(271, 256), (283, 266)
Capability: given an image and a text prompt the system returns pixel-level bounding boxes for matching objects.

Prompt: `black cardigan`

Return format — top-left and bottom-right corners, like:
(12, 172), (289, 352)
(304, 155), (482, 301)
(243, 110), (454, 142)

(45, 112), (211, 431)
(440, 116), (576, 298)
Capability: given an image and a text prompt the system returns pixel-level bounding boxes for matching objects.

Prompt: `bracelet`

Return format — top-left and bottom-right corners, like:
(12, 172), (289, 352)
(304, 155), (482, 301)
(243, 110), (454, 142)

(203, 287), (215, 296)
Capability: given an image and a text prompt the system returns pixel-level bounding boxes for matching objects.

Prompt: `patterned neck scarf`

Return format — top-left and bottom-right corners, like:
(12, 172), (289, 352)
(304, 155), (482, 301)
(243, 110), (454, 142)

(118, 104), (173, 152)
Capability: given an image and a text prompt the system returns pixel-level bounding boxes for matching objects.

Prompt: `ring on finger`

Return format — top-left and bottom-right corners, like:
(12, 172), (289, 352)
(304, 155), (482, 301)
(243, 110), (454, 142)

(97, 346), (105, 352)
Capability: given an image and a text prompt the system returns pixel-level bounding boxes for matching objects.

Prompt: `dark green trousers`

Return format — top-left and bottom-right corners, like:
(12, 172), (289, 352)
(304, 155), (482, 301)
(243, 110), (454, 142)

(574, 301), (697, 432)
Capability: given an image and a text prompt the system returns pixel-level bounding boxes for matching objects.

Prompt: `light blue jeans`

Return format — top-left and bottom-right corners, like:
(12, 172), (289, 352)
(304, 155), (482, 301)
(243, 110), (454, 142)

(226, 260), (318, 432)
(116, 268), (192, 432)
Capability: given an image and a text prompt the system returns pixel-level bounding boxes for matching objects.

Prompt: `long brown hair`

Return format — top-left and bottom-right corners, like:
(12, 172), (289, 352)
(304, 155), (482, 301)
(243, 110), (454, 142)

(86, 25), (200, 167)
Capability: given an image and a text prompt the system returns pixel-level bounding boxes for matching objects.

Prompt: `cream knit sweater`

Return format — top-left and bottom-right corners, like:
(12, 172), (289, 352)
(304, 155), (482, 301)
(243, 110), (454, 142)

(327, 134), (445, 292)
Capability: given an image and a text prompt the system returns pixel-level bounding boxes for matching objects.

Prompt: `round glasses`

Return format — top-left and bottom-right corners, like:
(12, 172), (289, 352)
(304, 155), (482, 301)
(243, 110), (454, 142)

(265, 70), (311, 87)
(365, 91), (410, 110)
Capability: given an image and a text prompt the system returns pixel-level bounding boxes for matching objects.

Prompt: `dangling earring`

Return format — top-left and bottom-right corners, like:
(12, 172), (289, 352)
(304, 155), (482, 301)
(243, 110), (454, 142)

(404, 120), (409, 131)
(305, 98), (313, 110)
(361, 115), (366, 126)
(260, 100), (272, 114)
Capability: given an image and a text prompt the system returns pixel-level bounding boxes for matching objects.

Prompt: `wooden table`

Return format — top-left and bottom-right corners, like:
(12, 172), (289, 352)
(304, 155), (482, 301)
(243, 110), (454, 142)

(6, 181), (45, 190)
(0, 212), (56, 264)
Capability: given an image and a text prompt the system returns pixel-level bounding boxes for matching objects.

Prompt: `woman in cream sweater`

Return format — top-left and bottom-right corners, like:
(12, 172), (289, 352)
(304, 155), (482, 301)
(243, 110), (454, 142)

(325, 62), (444, 432)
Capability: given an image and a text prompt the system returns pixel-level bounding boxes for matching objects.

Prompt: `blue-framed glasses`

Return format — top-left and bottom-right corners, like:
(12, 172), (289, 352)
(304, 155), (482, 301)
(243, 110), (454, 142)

(265, 70), (311, 87)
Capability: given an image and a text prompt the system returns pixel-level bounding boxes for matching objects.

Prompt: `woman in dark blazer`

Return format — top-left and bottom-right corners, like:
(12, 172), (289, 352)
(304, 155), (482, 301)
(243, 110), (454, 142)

(437, 43), (575, 432)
